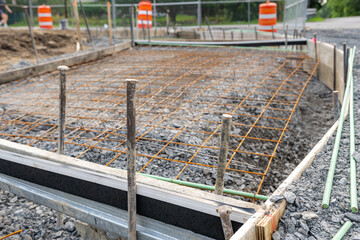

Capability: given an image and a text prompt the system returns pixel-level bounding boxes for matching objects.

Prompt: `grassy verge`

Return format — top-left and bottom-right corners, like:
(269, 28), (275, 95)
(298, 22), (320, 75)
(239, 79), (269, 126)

(306, 16), (324, 22)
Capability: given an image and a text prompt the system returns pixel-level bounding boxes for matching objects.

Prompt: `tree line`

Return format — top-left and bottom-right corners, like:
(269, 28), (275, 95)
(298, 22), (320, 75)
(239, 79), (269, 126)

(310, 0), (360, 18)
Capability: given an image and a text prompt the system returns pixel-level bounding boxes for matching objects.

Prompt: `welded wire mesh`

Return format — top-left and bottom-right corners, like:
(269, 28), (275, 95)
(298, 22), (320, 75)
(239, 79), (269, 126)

(0, 45), (318, 197)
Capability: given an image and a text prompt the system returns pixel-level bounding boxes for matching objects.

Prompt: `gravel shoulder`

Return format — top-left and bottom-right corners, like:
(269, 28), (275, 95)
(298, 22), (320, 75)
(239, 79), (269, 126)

(273, 29), (360, 240)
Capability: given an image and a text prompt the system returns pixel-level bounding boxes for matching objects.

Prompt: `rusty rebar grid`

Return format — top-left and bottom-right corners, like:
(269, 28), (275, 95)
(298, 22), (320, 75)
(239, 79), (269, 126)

(0, 46), (318, 198)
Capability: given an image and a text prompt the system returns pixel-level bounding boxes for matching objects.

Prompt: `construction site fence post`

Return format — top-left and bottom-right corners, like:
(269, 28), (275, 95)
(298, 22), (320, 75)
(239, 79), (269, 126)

(197, 0), (201, 28)
(215, 114), (232, 195)
(23, 6), (39, 64)
(28, 0), (34, 27)
(247, 0), (250, 28)
(111, 0), (116, 29)
(129, 6), (134, 47)
(153, 0), (157, 28)
(126, 79), (138, 240)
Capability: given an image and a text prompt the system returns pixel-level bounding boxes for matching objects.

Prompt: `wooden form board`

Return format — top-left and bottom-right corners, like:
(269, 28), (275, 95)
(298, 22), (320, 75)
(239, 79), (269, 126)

(255, 200), (287, 240)
(0, 139), (260, 239)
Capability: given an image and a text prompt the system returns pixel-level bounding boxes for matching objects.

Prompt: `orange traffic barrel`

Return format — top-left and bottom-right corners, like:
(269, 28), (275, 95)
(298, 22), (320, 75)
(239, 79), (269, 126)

(258, 1), (277, 32)
(38, 4), (53, 29)
(137, 0), (152, 29)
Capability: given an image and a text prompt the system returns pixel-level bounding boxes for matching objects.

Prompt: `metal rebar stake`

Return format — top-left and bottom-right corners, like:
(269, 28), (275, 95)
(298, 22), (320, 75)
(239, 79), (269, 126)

(58, 66), (69, 155)
(314, 33), (318, 77)
(292, 29), (296, 50)
(56, 65), (69, 229)
(166, 11), (169, 35)
(216, 205), (234, 240)
(141, 17), (146, 40)
(126, 79), (138, 240)
(223, 29), (225, 40)
(80, 0), (95, 50)
(285, 25), (288, 49)
(271, 26), (274, 39)
(215, 114), (231, 195)
(205, 16), (213, 41)
(254, 27), (257, 40)
(343, 42), (348, 87)
(333, 44), (339, 119)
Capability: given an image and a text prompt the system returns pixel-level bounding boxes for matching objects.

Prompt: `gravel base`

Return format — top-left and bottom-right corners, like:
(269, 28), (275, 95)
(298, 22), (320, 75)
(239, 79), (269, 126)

(273, 29), (360, 240)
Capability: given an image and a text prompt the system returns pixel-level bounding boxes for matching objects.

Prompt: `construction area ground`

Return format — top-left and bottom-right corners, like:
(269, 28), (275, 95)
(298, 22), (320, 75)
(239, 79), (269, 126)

(0, 16), (360, 240)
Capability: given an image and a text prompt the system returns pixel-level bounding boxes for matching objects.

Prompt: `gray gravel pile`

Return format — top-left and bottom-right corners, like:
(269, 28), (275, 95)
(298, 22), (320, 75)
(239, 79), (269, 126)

(273, 29), (360, 240)
(0, 190), (79, 240)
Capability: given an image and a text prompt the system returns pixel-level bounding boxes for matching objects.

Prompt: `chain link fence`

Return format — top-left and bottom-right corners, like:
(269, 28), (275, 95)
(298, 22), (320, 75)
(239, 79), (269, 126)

(7, 0), (305, 33)
(283, 0), (307, 32)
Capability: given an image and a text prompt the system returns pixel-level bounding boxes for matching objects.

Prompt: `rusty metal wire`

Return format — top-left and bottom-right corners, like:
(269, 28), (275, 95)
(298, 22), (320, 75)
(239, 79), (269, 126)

(0, 45), (318, 196)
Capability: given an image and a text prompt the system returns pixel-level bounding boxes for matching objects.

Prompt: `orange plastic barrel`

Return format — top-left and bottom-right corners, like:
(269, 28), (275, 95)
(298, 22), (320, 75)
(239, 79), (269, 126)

(38, 4), (53, 29)
(258, 1), (277, 32)
(137, 0), (152, 29)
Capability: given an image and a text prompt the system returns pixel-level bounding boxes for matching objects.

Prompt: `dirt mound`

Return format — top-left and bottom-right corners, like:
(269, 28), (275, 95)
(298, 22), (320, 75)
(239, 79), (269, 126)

(0, 29), (77, 71)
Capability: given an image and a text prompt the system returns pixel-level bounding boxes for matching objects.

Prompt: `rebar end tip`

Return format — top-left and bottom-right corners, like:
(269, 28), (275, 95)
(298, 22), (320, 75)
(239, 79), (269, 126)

(351, 207), (358, 213)
(125, 79), (138, 83)
(222, 114), (232, 119)
(58, 66), (69, 71)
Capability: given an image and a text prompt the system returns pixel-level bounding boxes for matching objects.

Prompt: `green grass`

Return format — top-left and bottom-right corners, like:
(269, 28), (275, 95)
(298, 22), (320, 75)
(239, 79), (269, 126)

(306, 16), (325, 22)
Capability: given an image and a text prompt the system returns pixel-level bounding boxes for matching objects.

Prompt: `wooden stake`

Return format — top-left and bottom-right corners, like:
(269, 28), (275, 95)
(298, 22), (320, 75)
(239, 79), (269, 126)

(107, 2), (113, 46)
(73, 0), (83, 50)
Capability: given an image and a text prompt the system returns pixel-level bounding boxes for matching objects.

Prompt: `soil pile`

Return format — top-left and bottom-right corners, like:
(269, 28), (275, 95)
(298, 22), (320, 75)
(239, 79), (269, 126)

(0, 29), (77, 72)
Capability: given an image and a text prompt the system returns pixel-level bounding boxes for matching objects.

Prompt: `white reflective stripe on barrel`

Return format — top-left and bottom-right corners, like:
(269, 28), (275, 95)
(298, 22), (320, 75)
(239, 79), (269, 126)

(39, 22), (53, 26)
(138, 10), (152, 16)
(259, 13), (276, 19)
(38, 13), (52, 17)
(258, 25), (275, 30)
(137, 20), (152, 25)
